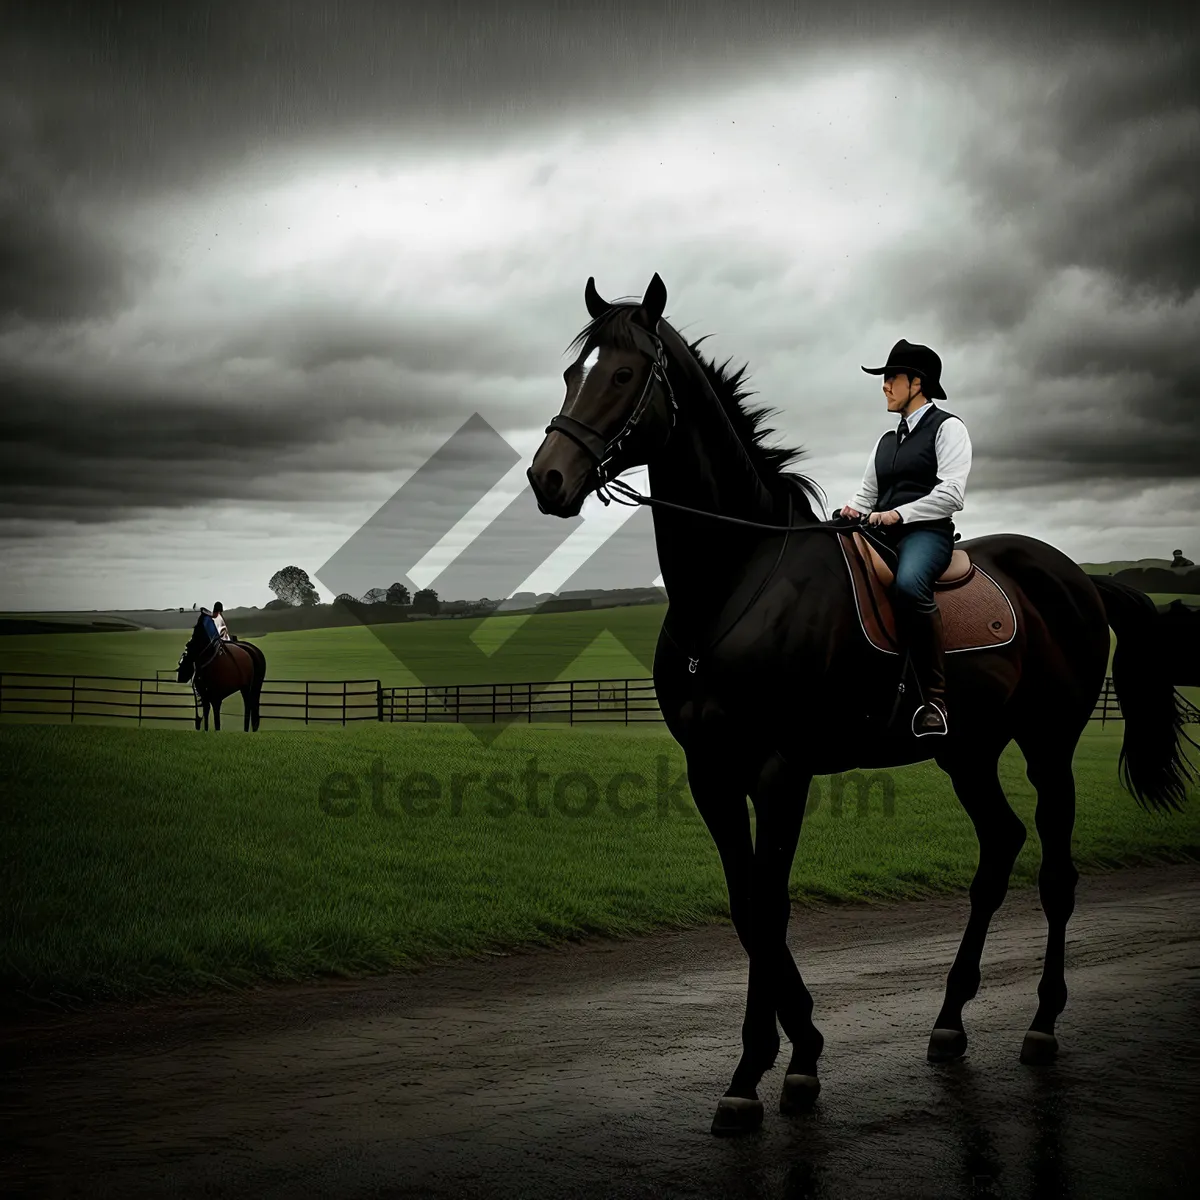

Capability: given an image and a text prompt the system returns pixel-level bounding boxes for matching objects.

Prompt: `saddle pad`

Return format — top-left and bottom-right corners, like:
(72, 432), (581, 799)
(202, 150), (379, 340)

(839, 534), (1017, 654)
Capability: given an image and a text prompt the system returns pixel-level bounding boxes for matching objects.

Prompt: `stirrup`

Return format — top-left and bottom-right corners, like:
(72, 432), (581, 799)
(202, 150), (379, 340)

(912, 700), (948, 738)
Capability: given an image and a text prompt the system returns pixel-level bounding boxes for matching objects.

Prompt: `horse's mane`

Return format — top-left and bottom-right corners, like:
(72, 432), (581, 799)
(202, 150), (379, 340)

(567, 303), (827, 516)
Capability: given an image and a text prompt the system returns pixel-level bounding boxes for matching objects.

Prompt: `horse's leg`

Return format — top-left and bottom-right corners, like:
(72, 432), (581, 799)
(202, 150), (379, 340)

(242, 684), (251, 732)
(928, 740), (1027, 1061)
(213, 696), (222, 731)
(1014, 726), (1082, 1063)
(251, 654), (264, 731)
(685, 746), (764, 1133)
(700, 748), (819, 1135)
(750, 751), (823, 1119)
(203, 697), (211, 731)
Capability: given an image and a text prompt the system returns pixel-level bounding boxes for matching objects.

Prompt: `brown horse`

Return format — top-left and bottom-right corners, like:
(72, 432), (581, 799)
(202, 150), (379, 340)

(176, 615), (266, 732)
(527, 273), (1199, 1136)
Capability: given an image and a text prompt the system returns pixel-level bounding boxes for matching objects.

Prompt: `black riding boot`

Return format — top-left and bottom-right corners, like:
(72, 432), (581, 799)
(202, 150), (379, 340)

(909, 606), (948, 736)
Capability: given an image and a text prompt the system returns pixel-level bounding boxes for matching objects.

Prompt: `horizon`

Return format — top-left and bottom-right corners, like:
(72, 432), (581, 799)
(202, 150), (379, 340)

(6, 553), (1198, 617)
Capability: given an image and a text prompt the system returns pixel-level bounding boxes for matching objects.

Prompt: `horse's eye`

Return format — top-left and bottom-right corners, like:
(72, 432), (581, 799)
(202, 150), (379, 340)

(613, 367), (634, 386)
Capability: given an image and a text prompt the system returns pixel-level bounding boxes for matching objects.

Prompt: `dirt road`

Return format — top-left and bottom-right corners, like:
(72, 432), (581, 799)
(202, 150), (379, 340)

(3, 864), (1198, 1199)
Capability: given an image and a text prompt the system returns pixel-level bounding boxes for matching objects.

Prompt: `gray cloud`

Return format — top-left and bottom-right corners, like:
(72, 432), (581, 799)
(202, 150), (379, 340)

(3, 2), (1190, 194)
(2, 1), (1198, 607)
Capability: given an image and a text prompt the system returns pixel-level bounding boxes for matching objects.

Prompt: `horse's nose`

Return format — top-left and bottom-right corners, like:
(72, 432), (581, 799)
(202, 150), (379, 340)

(527, 465), (564, 513)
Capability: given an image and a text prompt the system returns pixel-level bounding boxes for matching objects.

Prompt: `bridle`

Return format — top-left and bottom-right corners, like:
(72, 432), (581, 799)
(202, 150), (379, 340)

(544, 321), (679, 490)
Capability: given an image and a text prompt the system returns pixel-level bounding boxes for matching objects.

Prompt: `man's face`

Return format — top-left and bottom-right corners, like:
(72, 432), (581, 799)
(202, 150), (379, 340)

(882, 372), (922, 411)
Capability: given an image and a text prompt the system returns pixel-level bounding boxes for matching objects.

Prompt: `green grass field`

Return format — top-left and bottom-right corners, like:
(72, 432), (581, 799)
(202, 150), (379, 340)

(0, 606), (662, 686)
(2, 720), (1198, 1013)
(0, 602), (1138, 732)
(3, 604), (1196, 1015)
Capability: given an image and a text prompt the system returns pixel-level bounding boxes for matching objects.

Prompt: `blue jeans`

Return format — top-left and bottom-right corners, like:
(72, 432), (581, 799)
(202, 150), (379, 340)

(891, 529), (955, 615)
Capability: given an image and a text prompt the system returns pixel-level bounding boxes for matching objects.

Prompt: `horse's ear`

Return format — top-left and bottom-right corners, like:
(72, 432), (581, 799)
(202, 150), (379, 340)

(584, 276), (609, 318)
(632, 272), (667, 331)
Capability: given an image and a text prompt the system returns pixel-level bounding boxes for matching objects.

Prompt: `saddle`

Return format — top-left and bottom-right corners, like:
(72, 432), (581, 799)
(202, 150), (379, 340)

(839, 531), (1016, 654)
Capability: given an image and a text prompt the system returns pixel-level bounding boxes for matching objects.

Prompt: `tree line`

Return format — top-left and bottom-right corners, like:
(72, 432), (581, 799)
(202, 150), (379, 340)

(268, 566), (452, 615)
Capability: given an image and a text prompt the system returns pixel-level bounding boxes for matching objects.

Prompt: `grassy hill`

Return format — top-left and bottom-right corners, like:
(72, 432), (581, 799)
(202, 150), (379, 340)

(0, 605), (665, 687)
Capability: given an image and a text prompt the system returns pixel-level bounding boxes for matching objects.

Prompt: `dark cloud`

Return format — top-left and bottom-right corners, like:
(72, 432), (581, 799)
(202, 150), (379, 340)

(2, 2), (1191, 196)
(0, 361), (439, 522)
(952, 41), (1200, 299)
(1, 0), (1197, 605)
(0, 186), (133, 323)
(223, 305), (553, 379)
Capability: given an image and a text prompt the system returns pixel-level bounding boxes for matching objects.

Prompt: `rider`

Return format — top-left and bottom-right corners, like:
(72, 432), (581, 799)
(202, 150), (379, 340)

(840, 339), (972, 737)
(211, 602), (232, 642)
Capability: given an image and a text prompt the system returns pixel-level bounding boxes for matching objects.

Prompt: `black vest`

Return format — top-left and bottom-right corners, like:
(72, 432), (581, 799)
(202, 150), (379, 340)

(874, 404), (960, 537)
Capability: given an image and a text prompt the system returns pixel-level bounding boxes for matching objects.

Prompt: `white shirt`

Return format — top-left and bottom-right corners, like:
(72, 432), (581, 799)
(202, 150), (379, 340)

(847, 402), (972, 525)
(213, 612), (230, 640)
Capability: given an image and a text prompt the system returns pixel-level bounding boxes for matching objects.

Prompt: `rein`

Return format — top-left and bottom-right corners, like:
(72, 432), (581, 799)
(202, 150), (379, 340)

(596, 475), (883, 538)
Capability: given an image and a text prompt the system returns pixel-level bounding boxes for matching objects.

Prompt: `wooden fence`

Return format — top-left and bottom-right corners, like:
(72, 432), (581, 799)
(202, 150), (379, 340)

(380, 677), (662, 725)
(1, 672), (1195, 728)
(0, 673), (382, 726)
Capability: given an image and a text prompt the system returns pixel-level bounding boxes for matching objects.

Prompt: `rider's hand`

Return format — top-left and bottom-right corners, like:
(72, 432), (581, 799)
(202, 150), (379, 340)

(867, 509), (902, 526)
(840, 505), (862, 519)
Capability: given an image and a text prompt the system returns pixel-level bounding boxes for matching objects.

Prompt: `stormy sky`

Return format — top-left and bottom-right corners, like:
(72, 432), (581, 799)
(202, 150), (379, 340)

(1, 1), (1197, 611)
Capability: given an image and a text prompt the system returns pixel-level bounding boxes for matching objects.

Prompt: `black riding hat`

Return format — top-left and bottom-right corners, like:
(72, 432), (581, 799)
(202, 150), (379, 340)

(862, 339), (947, 400)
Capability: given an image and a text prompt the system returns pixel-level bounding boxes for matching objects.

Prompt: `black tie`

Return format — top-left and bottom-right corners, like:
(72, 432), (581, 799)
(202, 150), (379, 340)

(897, 416), (909, 446)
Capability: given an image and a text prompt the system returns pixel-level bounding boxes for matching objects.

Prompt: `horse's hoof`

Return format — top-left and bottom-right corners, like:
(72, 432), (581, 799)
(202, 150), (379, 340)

(711, 1095), (764, 1136)
(780, 1073), (820, 1115)
(1020, 1031), (1058, 1065)
(927, 1027), (968, 1062)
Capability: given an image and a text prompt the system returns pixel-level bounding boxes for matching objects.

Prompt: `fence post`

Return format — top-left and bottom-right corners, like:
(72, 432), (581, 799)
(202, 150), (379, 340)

(625, 677), (630, 726)
(305, 679), (310, 726)
(492, 682), (497, 725)
(342, 680), (347, 727)
(138, 677), (144, 726)
(376, 681), (383, 722)
(71, 675), (76, 723)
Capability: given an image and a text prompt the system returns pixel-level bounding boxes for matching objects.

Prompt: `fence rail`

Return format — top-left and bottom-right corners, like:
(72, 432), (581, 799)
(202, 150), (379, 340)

(380, 677), (662, 725)
(1, 672), (1196, 728)
(0, 673), (382, 726)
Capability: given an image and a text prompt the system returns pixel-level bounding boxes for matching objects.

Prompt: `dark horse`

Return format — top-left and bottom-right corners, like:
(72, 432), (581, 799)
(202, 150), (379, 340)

(1159, 598), (1200, 686)
(176, 614), (266, 732)
(527, 273), (1199, 1136)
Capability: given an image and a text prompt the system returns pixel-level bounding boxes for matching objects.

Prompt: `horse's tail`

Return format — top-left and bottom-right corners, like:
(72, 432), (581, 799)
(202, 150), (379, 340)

(246, 642), (267, 731)
(1093, 575), (1199, 813)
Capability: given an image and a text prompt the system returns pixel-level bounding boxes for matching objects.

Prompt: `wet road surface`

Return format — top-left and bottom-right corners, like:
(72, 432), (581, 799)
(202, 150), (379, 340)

(3, 864), (1198, 1199)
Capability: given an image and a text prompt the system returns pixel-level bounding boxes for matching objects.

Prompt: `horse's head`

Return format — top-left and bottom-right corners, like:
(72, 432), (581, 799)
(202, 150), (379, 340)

(527, 273), (677, 518)
(176, 645), (195, 684)
(176, 614), (210, 682)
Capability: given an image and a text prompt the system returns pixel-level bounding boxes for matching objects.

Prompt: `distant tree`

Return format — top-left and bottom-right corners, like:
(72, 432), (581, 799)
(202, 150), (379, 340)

(268, 565), (320, 607)
(362, 588), (388, 604)
(411, 587), (440, 615)
(386, 582), (411, 606)
(263, 598), (290, 611)
(334, 593), (357, 606)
